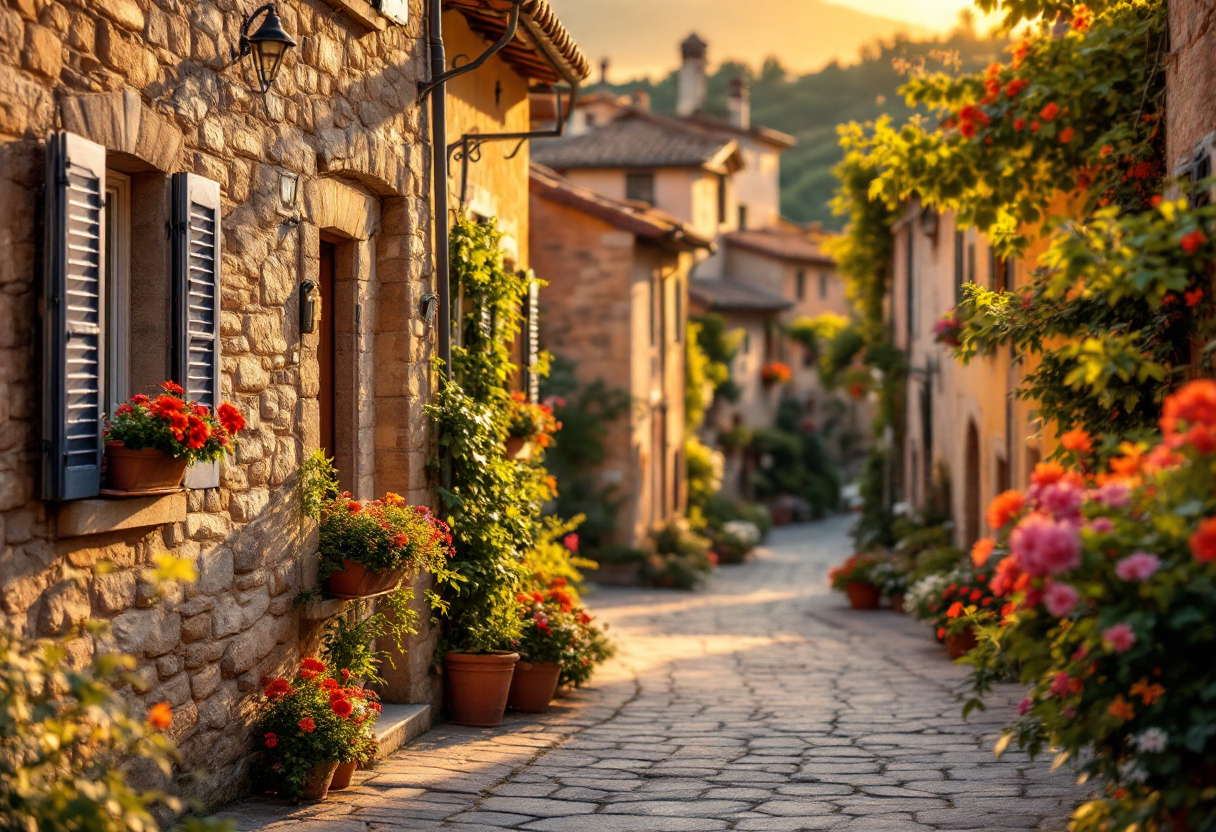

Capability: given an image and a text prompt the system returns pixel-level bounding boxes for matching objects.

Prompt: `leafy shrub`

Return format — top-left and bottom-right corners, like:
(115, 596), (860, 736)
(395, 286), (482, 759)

(827, 553), (886, 591)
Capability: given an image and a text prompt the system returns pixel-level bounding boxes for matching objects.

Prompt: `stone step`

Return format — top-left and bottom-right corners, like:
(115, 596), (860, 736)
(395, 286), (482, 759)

(375, 703), (432, 757)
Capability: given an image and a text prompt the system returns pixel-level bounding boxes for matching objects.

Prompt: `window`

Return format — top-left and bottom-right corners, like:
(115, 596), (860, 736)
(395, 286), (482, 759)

(625, 172), (655, 206)
(905, 229), (916, 340)
(953, 229), (965, 305)
(716, 174), (727, 225)
(795, 269), (806, 301)
(674, 280), (683, 343)
(741, 331), (751, 355)
(737, 204), (748, 230)
(104, 170), (131, 417)
(819, 272), (828, 300)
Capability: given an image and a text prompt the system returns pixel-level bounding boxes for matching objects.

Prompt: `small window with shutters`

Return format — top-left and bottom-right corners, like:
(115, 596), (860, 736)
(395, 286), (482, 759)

(172, 173), (223, 490)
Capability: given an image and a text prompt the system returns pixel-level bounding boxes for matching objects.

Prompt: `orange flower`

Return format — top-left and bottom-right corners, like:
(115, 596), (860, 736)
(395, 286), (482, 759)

(1031, 462), (1066, 486)
(300, 657), (326, 680)
(1130, 679), (1165, 705)
(1181, 230), (1208, 255)
(147, 701), (173, 730)
(1189, 517), (1216, 563)
(1060, 429), (1092, 453)
(1161, 380), (1216, 439)
(1071, 4), (1092, 32)
(298, 717), (316, 733)
(1040, 102), (1060, 122)
(971, 537), (995, 568)
(947, 601), (965, 618)
(987, 490), (1025, 530)
(1107, 695), (1135, 721)
(1011, 39), (1032, 68)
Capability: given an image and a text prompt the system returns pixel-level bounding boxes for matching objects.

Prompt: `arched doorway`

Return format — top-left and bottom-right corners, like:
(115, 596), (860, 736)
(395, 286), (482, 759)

(963, 421), (981, 547)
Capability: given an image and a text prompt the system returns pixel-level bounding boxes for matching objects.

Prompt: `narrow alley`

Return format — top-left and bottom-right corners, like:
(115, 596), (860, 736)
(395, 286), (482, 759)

(224, 518), (1084, 832)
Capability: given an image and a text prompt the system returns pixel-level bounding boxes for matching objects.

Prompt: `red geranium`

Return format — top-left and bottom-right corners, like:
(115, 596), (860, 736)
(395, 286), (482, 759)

(297, 717), (316, 733)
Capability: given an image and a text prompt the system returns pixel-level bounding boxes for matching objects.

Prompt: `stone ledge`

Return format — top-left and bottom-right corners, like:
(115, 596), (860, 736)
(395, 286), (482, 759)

(299, 597), (352, 621)
(318, 0), (387, 32)
(57, 493), (188, 538)
(375, 703), (431, 757)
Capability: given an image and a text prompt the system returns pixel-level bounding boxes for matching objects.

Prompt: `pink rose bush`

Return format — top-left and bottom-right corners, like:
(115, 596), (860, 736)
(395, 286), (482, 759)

(958, 381), (1216, 832)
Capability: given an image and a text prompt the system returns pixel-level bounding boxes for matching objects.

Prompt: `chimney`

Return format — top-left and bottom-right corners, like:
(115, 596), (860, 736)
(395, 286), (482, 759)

(632, 88), (651, 112)
(599, 58), (609, 87)
(728, 76), (750, 130)
(676, 33), (707, 117)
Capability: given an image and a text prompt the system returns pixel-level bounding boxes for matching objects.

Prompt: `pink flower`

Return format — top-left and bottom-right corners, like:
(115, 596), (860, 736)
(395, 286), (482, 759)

(1050, 672), (1072, 697)
(1041, 482), (1084, 519)
(1103, 623), (1137, 653)
(1091, 482), (1130, 508)
(1087, 517), (1114, 535)
(562, 533), (579, 552)
(1115, 551), (1160, 582)
(1018, 698), (1033, 716)
(1043, 581), (1081, 617)
(1010, 513), (1082, 576)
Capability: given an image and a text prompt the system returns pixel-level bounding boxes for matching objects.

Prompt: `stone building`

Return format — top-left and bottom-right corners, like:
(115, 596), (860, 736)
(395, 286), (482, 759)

(0, 0), (586, 808)
(529, 162), (711, 546)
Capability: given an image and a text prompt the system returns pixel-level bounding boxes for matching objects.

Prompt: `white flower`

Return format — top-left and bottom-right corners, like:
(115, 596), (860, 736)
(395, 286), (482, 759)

(722, 520), (761, 546)
(1134, 728), (1168, 753)
(1118, 760), (1148, 784)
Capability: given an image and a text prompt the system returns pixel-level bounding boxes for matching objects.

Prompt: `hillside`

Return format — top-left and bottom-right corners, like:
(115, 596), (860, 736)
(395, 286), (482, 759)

(605, 29), (1006, 228)
(545, 0), (930, 79)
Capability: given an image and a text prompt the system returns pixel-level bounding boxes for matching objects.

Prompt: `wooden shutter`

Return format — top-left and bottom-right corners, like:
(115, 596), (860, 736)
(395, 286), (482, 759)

(43, 132), (107, 501)
(172, 173), (222, 489)
(521, 274), (540, 404)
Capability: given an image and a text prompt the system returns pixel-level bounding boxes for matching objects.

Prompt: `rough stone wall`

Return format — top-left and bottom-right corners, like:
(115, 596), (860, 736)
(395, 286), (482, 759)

(0, 0), (434, 807)
(1167, 0), (1216, 176)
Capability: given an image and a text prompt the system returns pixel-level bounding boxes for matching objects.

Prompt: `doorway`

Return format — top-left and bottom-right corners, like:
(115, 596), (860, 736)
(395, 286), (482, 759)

(319, 240), (336, 459)
(963, 421), (981, 547)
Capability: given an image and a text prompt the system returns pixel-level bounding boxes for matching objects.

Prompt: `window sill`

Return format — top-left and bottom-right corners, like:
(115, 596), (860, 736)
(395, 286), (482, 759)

(317, 0), (386, 32)
(57, 493), (188, 538)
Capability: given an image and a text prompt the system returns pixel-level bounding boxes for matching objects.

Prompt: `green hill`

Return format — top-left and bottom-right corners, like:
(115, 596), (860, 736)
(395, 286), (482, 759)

(605, 28), (1006, 228)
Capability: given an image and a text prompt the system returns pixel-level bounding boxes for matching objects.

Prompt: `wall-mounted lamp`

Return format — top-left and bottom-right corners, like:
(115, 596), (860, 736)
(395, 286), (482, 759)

(279, 169), (301, 226)
(236, 4), (297, 95)
(300, 279), (319, 335)
(420, 294), (439, 326)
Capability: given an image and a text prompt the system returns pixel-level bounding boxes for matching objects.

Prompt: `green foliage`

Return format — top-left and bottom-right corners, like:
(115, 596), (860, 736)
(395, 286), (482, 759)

(691, 314), (744, 404)
(749, 400), (842, 518)
(641, 520), (716, 590)
(685, 436), (724, 514)
(320, 592), (419, 686)
(429, 218), (558, 654)
(0, 564), (233, 832)
(317, 494), (456, 579)
(522, 515), (596, 593)
(541, 356), (631, 556)
(700, 494), (773, 538)
(788, 313), (850, 363)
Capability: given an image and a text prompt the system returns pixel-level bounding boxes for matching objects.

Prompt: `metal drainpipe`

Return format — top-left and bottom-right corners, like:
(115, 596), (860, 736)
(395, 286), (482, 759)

(429, 0), (451, 384)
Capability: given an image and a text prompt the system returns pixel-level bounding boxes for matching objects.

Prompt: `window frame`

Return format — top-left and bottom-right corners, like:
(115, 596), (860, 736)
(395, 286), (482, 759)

(104, 169), (131, 418)
(625, 172), (655, 206)
(795, 269), (806, 302)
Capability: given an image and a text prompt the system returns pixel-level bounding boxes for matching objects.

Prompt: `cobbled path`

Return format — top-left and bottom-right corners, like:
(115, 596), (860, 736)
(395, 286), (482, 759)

(223, 517), (1086, 832)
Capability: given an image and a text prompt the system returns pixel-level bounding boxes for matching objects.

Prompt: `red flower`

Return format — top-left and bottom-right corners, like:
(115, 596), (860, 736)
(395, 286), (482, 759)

(147, 701), (173, 730)
(300, 657), (326, 680)
(131, 394), (150, 404)
(1013, 118), (1025, 131)
(1030, 121), (1041, 133)
(186, 416), (210, 450)
(947, 602), (965, 618)
(162, 381), (184, 395)
(217, 401), (245, 435)
(1186, 288), (1205, 307)
(1181, 230), (1208, 255)
(987, 490), (1025, 530)
(577, 612), (593, 625)
(562, 534), (579, 552)
(264, 678), (293, 699)
(1060, 429), (1092, 453)
(298, 717), (316, 733)
(1071, 4), (1093, 32)
(264, 732), (279, 748)
(1189, 517), (1216, 562)
(1040, 103), (1059, 122)
(331, 697), (354, 718)
(392, 533), (410, 547)
(1059, 128), (1075, 144)
(347, 501), (363, 514)
(1161, 380), (1216, 439)
(1004, 78), (1028, 98)
(341, 669), (351, 682)
(319, 677), (340, 691)
(1011, 39), (1031, 68)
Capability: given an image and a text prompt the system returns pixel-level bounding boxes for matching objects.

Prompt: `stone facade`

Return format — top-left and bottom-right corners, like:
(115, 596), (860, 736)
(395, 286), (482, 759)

(0, 0), (436, 807)
(1166, 0), (1216, 178)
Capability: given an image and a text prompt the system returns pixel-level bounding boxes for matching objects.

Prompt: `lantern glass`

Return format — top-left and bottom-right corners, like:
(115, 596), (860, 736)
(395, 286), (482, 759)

(241, 5), (296, 95)
(252, 40), (286, 93)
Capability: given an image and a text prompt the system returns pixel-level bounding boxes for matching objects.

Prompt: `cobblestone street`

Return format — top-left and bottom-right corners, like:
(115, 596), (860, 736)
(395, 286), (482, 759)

(224, 517), (1086, 832)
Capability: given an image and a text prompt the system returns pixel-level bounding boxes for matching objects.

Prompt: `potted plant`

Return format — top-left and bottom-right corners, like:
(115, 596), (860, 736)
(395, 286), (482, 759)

(828, 553), (885, 609)
(103, 381), (244, 493)
(505, 392), (560, 460)
(443, 600), (522, 726)
(711, 519), (762, 565)
(873, 552), (913, 612)
(556, 597), (614, 691)
(760, 360), (792, 386)
(904, 561), (995, 657)
(507, 588), (576, 713)
(253, 657), (370, 801)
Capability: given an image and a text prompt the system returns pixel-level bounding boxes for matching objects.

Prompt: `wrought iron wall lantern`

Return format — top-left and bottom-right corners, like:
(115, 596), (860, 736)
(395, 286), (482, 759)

(234, 4), (297, 95)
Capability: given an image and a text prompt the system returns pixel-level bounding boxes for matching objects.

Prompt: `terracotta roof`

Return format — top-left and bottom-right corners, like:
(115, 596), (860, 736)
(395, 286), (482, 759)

(724, 228), (836, 266)
(530, 164), (713, 251)
(444, 0), (591, 84)
(686, 115), (797, 150)
(532, 110), (741, 173)
(688, 279), (793, 313)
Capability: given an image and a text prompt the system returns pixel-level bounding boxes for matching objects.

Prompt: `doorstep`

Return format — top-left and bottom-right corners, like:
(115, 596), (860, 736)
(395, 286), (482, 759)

(375, 703), (431, 757)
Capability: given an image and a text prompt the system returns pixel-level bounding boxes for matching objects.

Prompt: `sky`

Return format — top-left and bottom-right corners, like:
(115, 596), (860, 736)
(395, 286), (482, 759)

(545, 0), (996, 81)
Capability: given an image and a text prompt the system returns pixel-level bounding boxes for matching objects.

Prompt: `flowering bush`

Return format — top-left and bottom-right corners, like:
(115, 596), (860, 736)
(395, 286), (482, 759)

(507, 392), (561, 448)
(318, 491), (456, 579)
(932, 308), (962, 347)
(561, 605), (615, 688)
(960, 380), (1216, 832)
(105, 381), (245, 465)
(254, 657), (381, 799)
(760, 360), (792, 385)
(827, 553), (885, 591)
(906, 562), (998, 641)
(513, 582), (614, 686)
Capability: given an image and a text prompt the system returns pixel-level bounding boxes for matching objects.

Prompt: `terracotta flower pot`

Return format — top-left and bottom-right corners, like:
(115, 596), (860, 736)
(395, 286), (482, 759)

(845, 582), (881, 610)
(328, 760), (358, 791)
(323, 560), (403, 599)
(946, 628), (978, 659)
(507, 660), (561, 714)
(444, 651), (519, 727)
(301, 760), (339, 801)
(890, 592), (907, 614)
(505, 436), (533, 461)
(104, 441), (187, 492)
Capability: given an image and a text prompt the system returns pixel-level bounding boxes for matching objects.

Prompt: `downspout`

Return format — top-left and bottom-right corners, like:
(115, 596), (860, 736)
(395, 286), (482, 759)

(428, 0), (451, 383)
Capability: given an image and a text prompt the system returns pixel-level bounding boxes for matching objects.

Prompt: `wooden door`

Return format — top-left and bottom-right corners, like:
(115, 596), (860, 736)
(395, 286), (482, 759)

(319, 241), (336, 458)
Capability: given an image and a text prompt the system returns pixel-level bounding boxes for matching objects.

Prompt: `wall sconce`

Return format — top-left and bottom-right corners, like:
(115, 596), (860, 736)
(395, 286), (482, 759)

(420, 294), (439, 326)
(236, 4), (297, 95)
(300, 279), (319, 335)
(279, 170), (299, 208)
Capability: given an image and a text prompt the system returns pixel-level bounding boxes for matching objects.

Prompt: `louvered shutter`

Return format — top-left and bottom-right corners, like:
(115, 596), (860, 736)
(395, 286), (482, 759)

(172, 173), (222, 490)
(42, 132), (106, 501)
(521, 274), (540, 404)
